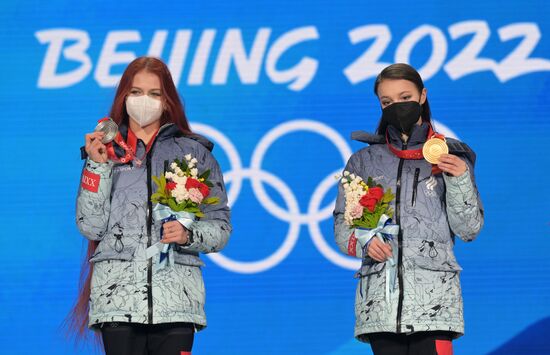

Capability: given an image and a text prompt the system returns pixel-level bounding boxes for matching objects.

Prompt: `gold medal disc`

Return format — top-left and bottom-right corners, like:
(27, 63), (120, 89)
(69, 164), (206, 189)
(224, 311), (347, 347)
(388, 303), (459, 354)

(423, 138), (448, 164)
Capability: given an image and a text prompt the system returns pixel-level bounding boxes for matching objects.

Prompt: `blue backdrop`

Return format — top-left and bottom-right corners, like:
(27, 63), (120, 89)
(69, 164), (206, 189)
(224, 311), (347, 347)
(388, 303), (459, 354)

(0, 0), (549, 354)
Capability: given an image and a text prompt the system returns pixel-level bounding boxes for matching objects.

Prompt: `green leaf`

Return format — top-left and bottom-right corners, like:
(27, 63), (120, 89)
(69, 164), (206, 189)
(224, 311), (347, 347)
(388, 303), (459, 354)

(168, 199), (178, 211)
(203, 197), (220, 204)
(195, 211), (205, 218)
(179, 159), (188, 172)
(151, 192), (165, 203)
(185, 206), (201, 213)
(152, 175), (161, 188)
(199, 169), (211, 181)
(157, 174), (167, 192)
(367, 176), (375, 188)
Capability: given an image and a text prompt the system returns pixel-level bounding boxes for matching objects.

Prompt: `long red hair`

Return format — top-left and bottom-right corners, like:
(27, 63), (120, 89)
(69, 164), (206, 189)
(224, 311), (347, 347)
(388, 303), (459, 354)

(67, 56), (192, 343)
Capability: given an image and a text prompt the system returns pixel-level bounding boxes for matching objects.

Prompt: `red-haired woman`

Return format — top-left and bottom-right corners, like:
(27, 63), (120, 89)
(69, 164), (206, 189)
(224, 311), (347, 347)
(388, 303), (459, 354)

(71, 56), (231, 355)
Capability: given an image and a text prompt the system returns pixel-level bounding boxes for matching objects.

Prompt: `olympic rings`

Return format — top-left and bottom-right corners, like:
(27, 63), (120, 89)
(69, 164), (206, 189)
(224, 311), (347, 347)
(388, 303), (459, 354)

(191, 119), (457, 273)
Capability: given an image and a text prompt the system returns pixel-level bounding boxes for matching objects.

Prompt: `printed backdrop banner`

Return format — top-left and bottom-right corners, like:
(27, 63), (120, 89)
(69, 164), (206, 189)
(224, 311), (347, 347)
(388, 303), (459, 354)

(0, 0), (549, 354)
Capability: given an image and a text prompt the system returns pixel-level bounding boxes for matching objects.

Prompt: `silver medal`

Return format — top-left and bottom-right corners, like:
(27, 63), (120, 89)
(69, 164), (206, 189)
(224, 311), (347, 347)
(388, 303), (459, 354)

(94, 118), (118, 143)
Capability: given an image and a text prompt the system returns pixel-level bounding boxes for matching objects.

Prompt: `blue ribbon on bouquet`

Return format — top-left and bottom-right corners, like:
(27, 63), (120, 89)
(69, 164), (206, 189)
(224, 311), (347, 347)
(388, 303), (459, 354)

(145, 203), (195, 271)
(354, 214), (399, 306)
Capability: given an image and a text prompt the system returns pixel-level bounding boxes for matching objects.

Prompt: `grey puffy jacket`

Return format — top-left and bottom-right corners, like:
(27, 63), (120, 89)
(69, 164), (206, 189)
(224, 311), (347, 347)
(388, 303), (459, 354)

(76, 123), (231, 329)
(333, 123), (483, 342)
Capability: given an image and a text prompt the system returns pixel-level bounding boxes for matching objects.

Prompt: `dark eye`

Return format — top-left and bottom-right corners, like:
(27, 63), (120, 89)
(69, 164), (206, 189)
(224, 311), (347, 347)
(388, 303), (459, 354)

(402, 95), (411, 101)
(130, 89), (142, 96)
(382, 101), (391, 107)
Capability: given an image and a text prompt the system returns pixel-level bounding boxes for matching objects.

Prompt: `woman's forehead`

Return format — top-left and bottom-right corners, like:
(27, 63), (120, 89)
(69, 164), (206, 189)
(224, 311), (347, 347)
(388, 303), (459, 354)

(377, 79), (418, 97)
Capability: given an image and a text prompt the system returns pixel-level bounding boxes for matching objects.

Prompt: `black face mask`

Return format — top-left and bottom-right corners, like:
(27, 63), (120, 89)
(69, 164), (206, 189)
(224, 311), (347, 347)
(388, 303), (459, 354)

(381, 101), (422, 136)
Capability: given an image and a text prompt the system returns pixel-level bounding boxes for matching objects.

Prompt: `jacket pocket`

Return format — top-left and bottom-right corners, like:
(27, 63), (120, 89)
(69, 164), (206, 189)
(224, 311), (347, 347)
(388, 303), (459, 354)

(355, 260), (386, 301)
(89, 249), (134, 263)
(90, 260), (137, 316)
(173, 252), (205, 267)
(409, 239), (462, 272)
(411, 168), (420, 206)
(355, 261), (386, 278)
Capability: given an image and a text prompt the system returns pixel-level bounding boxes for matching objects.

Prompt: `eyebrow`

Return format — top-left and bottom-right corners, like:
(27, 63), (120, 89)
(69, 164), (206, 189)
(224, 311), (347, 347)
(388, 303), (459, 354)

(379, 91), (413, 99)
(130, 87), (161, 91)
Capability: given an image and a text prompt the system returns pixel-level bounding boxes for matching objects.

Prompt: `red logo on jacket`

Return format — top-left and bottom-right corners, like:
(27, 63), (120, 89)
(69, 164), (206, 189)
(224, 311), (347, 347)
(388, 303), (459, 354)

(81, 170), (100, 193)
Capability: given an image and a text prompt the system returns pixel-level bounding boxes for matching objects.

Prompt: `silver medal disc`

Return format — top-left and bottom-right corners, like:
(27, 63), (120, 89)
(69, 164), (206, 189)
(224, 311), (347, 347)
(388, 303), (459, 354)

(94, 118), (118, 144)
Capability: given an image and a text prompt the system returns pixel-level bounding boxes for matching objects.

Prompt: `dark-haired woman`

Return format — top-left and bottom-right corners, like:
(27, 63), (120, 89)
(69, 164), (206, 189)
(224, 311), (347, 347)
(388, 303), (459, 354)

(71, 56), (231, 355)
(334, 63), (483, 355)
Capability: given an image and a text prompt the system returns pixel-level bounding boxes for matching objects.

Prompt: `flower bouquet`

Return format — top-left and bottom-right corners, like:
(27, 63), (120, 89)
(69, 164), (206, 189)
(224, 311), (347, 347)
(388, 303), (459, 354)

(337, 171), (399, 303)
(146, 154), (219, 268)
(336, 171), (398, 264)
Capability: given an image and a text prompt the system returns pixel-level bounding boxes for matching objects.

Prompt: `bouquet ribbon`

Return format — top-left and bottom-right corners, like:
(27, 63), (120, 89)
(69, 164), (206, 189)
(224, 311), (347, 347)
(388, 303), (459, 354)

(355, 214), (399, 306)
(146, 203), (195, 271)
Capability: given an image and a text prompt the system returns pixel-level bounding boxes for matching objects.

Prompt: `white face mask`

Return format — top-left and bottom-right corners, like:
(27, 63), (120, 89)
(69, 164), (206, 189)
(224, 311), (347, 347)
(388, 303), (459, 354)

(126, 95), (163, 127)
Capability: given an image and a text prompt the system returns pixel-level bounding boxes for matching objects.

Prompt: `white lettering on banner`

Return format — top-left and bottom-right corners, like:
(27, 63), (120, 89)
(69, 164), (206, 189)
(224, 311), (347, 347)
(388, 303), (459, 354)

(95, 31), (141, 87)
(494, 23), (550, 82)
(444, 21), (498, 80)
(189, 119), (458, 274)
(166, 30), (192, 86)
(35, 29), (92, 88)
(343, 25), (392, 84)
(394, 25), (447, 80)
(265, 26), (320, 91)
(147, 30), (168, 57)
(212, 28), (271, 84)
(35, 22), (549, 89)
(344, 21), (550, 83)
(188, 29), (216, 85)
(35, 27), (319, 89)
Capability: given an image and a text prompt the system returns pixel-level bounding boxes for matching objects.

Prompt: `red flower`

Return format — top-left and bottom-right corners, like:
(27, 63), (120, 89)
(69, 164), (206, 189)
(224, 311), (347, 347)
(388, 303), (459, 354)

(185, 178), (210, 197)
(359, 187), (384, 212)
(369, 187), (384, 202)
(166, 181), (177, 191)
(359, 195), (378, 212)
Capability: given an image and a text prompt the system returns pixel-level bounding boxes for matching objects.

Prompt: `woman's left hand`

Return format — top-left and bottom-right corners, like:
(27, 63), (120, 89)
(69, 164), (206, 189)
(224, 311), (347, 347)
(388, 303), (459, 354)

(161, 220), (189, 245)
(437, 154), (467, 177)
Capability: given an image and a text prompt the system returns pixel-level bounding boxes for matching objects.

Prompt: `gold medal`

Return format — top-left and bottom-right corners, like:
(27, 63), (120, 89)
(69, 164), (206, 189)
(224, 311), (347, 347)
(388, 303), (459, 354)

(423, 137), (448, 164)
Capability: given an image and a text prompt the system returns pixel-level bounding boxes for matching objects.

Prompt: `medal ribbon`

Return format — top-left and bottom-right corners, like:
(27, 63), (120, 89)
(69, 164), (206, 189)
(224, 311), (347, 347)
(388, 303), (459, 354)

(386, 125), (444, 174)
(98, 118), (159, 165)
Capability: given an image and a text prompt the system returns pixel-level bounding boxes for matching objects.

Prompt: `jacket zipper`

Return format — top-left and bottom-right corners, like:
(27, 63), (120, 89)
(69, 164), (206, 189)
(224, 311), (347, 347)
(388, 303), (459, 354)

(411, 168), (420, 207)
(146, 146), (154, 324)
(395, 143), (406, 333)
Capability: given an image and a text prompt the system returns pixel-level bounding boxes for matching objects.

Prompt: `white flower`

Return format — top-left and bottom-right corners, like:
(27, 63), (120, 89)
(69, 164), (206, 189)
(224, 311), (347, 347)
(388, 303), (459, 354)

(190, 168), (198, 177)
(174, 166), (185, 177)
(188, 162), (195, 169)
(165, 171), (176, 180)
(184, 154), (192, 161)
(191, 158), (198, 164)
(171, 184), (190, 203)
(341, 178), (347, 184)
(343, 171), (350, 177)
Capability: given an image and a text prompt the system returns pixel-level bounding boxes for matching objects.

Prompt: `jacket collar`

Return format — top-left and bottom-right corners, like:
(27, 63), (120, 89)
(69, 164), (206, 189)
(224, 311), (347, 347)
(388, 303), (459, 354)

(387, 122), (430, 149)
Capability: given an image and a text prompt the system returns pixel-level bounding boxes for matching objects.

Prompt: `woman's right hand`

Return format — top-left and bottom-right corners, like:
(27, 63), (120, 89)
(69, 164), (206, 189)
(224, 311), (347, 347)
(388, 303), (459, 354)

(85, 132), (108, 163)
(367, 237), (393, 262)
